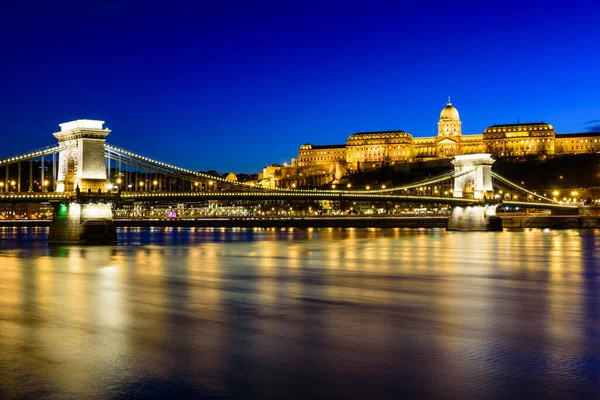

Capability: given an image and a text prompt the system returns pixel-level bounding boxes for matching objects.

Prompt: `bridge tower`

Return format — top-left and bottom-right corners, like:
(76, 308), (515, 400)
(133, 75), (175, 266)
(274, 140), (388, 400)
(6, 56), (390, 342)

(48, 119), (117, 244)
(448, 154), (502, 231)
(452, 154), (494, 199)
(53, 119), (111, 193)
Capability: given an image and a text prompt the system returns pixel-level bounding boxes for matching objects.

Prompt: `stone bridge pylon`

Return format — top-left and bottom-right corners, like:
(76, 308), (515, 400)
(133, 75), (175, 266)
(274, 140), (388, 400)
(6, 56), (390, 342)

(49, 120), (117, 245)
(452, 154), (494, 199)
(448, 154), (502, 231)
(53, 119), (111, 193)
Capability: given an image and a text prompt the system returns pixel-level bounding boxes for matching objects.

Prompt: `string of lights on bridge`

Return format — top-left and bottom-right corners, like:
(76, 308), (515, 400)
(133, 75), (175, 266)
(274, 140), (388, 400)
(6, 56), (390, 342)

(105, 144), (477, 196)
(0, 142), (579, 209)
(0, 145), (65, 166)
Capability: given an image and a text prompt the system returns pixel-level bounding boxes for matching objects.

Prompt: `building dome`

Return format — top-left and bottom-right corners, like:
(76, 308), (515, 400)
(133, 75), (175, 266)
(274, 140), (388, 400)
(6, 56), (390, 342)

(440, 97), (460, 120)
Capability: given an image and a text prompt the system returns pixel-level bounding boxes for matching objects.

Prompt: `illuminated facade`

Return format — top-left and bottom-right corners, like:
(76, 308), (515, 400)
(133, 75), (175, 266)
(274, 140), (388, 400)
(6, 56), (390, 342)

(54, 119), (111, 192)
(297, 99), (600, 169)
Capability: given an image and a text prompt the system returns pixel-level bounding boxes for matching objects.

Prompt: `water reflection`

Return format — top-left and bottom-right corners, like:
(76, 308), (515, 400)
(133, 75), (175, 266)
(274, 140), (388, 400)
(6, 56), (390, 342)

(0, 227), (599, 399)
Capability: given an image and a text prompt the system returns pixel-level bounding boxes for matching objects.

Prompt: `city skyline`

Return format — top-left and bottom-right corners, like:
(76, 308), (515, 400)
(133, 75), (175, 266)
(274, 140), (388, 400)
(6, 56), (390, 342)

(2, 1), (599, 172)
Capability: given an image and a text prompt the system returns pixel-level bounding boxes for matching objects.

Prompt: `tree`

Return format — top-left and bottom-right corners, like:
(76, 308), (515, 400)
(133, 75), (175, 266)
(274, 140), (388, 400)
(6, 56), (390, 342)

(555, 142), (564, 155)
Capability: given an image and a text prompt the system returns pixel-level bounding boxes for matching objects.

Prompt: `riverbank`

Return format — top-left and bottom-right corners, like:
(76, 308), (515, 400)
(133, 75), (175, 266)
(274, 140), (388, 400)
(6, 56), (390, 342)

(1, 215), (600, 229)
(502, 215), (600, 229)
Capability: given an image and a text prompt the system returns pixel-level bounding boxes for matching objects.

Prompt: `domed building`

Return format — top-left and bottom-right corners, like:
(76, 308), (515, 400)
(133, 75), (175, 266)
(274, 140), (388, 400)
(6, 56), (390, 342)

(293, 98), (600, 176)
(438, 97), (461, 136)
(410, 98), (483, 159)
(434, 99), (463, 157)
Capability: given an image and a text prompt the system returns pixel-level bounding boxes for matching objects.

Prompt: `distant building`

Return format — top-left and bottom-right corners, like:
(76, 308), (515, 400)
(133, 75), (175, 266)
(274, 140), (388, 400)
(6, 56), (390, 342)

(225, 172), (238, 181)
(260, 99), (600, 188)
(297, 99), (600, 170)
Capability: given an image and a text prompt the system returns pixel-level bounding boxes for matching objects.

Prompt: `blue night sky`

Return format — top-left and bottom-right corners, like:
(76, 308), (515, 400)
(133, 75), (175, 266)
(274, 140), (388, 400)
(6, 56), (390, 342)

(1, 0), (599, 173)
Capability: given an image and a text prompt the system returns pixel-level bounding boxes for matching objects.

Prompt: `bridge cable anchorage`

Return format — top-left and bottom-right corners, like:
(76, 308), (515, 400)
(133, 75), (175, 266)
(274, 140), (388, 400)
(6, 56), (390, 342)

(491, 172), (558, 203)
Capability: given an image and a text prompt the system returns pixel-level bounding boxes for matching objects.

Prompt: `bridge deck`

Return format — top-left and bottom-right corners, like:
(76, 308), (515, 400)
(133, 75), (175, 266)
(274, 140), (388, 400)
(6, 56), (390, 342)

(0, 191), (578, 210)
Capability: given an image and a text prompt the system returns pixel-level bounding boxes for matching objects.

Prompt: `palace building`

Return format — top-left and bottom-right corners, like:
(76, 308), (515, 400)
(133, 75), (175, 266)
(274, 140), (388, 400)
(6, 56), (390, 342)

(259, 99), (600, 189)
(297, 99), (600, 169)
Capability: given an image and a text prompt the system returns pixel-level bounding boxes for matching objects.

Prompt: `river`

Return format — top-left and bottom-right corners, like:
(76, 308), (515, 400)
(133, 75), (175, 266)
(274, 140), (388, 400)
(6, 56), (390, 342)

(1, 227), (599, 399)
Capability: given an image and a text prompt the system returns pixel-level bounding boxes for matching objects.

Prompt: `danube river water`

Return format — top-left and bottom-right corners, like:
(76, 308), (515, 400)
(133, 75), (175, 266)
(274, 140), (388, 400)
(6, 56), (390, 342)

(1, 227), (599, 399)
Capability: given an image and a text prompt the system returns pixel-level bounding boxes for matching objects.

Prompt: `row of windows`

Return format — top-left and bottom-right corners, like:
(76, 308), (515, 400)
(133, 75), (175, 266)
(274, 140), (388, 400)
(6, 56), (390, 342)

(491, 138), (553, 144)
(504, 144), (551, 149)
(568, 144), (600, 151)
(565, 139), (599, 143)
(299, 156), (343, 162)
(486, 125), (551, 133)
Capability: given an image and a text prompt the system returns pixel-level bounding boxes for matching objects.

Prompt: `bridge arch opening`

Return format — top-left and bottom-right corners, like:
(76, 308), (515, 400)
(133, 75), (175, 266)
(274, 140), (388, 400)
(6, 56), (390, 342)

(65, 157), (76, 192)
(460, 177), (475, 199)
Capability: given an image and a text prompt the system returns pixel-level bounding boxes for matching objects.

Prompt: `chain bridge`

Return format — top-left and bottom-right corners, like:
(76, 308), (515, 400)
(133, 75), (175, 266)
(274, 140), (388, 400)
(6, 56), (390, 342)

(0, 120), (579, 243)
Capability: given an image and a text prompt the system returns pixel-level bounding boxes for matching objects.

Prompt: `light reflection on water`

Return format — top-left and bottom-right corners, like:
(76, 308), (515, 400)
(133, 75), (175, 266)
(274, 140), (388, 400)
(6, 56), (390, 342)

(0, 227), (599, 399)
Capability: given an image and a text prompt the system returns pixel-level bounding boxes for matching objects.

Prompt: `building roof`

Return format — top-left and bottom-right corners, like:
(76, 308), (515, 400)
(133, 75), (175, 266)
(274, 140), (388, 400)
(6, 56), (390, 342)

(311, 144), (346, 149)
(299, 143), (346, 150)
(352, 129), (407, 135)
(348, 130), (411, 141)
(556, 132), (600, 138)
(440, 99), (460, 120)
(486, 122), (549, 128)
(484, 122), (555, 134)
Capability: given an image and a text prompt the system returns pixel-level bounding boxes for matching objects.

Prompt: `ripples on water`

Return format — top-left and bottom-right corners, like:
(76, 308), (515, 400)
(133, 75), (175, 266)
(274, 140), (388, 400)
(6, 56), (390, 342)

(0, 227), (599, 399)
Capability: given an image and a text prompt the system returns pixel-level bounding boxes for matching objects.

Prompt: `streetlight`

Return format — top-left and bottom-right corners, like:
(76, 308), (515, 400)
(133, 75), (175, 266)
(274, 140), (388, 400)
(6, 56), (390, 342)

(347, 183), (351, 189)
(10, 180), (16, 192)
(366, 185), (370, 190)
(381, 185), (386, 189)
(291, 183), (296, 189)
(139, 181), (144, 191)
(43, 180), (49, 192)
(153, 180), (158, 191)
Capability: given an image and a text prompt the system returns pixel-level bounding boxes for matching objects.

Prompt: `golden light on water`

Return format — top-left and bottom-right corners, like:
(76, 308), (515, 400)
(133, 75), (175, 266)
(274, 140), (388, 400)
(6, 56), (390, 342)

(0, 227), (597, 399)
